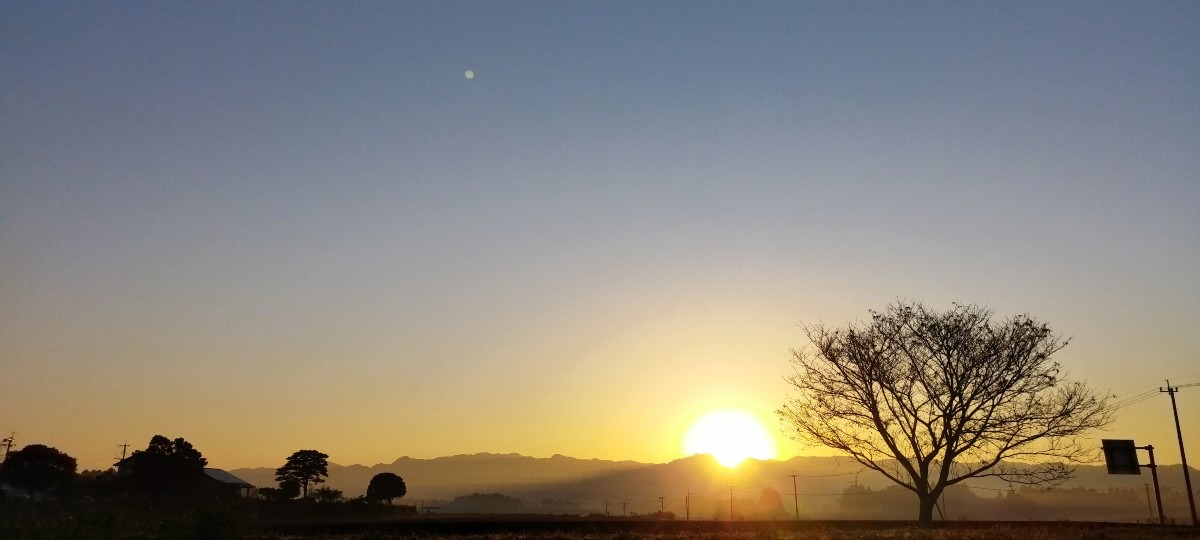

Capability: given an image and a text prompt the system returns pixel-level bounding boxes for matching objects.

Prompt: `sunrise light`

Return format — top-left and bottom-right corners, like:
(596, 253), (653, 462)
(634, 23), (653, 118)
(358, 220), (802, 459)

(682, 408), (778, 467)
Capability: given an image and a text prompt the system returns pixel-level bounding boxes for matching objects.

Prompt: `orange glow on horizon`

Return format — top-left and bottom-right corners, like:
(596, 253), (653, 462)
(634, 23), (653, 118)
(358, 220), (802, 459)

(682, 408), (779, 467)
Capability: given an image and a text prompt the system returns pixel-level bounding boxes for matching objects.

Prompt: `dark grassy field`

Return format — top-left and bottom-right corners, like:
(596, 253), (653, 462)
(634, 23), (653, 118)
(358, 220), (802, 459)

(259, 517), (1200, 540)
(6, 502), (1200, 540)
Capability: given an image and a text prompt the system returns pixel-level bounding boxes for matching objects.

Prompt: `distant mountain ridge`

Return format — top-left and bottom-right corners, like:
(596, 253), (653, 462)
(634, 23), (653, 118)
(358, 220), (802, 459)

(229, 452), (1198, 520)
(230, 452), (646, 501)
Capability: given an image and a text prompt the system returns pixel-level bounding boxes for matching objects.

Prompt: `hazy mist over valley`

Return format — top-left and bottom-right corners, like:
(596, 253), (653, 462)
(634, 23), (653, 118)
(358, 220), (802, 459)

(229, 452), (1198, 522)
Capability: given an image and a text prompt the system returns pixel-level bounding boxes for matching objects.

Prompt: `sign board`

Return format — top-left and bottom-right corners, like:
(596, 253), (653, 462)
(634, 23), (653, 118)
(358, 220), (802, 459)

(1102, 439), (1141, 475)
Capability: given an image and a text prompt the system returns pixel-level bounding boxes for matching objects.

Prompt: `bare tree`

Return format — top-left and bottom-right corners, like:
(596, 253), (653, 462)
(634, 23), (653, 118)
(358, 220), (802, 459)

(778, 302), (1114, 523)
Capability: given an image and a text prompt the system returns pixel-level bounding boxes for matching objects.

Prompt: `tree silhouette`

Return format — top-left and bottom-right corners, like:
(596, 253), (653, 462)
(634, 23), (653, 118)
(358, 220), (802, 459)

(0, 444), (77, 498)
(778, 301), (1114, 523)
(258, 477), (301, 501)
(275, 450), (329, 498)
(278, 477), (301, 499)
(755, 486), (788, 519)
(366, 472), (407, 504)
(117, 435), (208, 499)
(311, 485), (343, 504)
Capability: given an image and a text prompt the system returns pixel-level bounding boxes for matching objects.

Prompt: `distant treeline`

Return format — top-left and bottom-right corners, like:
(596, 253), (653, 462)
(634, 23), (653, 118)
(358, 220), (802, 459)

(828, 484), (1191, 524)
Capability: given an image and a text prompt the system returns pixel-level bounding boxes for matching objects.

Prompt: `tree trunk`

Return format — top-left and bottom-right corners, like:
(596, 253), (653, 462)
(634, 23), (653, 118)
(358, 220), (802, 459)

(917, 493), (938, 524)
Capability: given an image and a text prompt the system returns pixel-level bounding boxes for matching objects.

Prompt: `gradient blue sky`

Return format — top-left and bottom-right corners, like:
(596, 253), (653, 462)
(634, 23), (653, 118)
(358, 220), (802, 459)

(2, 1), (1198, 471)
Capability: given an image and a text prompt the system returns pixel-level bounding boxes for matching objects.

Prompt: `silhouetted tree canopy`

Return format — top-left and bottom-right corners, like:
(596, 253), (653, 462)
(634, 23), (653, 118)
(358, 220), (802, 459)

(778, 301), (1114, 523)
(257, 476), (300, 502)
(278, 477), (301, 499)
(755, 486), (788, 519)
(311, 485), (343, 504)
(275, 450), (329, 498)
(366, 472), (407, 504)
(117, 435), (208, 499)
(0, 444), (77, 498)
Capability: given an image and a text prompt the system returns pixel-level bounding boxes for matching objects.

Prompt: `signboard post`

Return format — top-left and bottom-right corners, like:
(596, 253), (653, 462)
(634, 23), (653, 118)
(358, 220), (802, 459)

(1103, 440), (1166, 525)
(1102, 439), (1140, 474)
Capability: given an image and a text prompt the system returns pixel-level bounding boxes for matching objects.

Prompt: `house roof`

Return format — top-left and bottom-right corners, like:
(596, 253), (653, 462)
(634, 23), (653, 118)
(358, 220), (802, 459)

(204, 468), (254, 487)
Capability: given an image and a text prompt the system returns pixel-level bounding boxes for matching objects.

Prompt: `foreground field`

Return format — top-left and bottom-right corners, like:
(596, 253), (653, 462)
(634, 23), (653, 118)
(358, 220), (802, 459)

(6, 504), (1200, 540)
(258, 519), (1200, 540)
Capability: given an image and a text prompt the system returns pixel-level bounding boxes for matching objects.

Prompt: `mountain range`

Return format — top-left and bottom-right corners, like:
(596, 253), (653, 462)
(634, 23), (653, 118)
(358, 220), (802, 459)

(229, 452), (1198, 520)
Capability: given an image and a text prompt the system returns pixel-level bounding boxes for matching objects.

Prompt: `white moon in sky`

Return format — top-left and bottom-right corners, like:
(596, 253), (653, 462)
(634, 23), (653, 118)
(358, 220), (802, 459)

(464, 70), (475, 80)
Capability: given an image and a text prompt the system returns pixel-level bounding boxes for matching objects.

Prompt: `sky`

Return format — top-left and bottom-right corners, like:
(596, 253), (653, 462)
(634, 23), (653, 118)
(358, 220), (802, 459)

(2, 1), (1198, 472)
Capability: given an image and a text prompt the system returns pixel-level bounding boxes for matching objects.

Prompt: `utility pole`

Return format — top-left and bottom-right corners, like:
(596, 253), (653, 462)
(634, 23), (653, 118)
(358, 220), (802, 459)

(685, 491), (691, 521)
(117, 441), (130, 461)
(729, 485), (734, 521)
(2, 433), (13, 462)
(1145, 483), (1154, 522)
(604, 501), (609, 517)
(622, 500), (627, 517)
(658, 496), (665, 514)
(1162, 380), (1198, 526)
(790, 472), (800, 520)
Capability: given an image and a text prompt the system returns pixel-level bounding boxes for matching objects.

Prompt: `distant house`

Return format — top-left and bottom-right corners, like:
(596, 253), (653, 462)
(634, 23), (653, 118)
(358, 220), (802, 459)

(204, 468), (255, 498)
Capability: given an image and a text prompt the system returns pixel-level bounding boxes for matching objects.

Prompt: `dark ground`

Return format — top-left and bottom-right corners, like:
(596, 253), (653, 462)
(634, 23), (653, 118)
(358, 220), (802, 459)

(261, 516), (1200, 540)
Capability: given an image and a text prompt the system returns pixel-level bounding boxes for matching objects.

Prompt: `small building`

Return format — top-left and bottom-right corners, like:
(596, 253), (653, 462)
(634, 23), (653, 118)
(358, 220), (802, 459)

(204, 468), (255, 498)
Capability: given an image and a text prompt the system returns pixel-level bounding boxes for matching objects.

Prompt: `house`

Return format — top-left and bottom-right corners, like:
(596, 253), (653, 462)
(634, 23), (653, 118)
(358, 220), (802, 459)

(203, 468), (255, 498)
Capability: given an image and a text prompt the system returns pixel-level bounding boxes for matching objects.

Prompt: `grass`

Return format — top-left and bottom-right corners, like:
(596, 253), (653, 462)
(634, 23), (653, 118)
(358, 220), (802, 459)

(253, 521), (1200, 540)
(5, 501), (1199, 540)
(251, 527), (1200, 540)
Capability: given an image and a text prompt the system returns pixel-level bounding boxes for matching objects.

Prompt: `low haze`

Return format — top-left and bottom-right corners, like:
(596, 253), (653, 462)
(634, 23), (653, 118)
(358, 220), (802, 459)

(2, 1), (1197, 472)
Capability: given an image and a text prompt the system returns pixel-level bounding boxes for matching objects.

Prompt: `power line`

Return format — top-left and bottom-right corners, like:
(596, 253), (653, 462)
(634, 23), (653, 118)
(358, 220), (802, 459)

(1113, 390), (1155, 405)
(1112, 389), (1159, 410)
(791, 469), (867, 478)
(1109, 382), (1198, 410)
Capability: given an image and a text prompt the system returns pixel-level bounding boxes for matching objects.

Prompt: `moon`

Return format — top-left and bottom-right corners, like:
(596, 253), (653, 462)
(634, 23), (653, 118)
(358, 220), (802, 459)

(464, 70), (474, 80)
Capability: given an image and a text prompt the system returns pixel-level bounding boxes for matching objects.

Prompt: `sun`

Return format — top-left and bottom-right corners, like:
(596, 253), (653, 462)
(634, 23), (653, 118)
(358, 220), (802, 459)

(682, 408), (778, 467)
